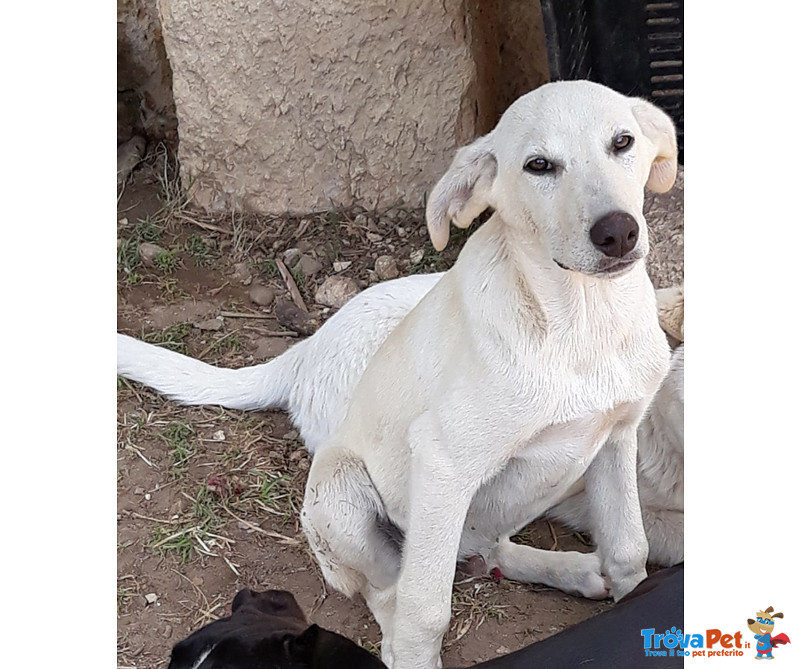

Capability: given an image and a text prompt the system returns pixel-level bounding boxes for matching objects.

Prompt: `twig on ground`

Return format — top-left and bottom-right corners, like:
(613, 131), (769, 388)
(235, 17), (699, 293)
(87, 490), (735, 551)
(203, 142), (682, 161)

(547, 519), (559, 550)
(275, 257), (308, 312)
(220, 504), (299, 545)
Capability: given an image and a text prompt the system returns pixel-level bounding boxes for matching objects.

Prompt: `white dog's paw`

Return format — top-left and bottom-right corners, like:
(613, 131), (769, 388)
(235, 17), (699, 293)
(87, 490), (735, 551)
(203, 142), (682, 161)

(610, 567), (648, 601)
(564, 552), (610, 600)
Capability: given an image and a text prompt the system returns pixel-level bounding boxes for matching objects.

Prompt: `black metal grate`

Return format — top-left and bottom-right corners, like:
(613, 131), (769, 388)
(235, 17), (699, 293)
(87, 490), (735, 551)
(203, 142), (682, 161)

(540, 0), (684, 163)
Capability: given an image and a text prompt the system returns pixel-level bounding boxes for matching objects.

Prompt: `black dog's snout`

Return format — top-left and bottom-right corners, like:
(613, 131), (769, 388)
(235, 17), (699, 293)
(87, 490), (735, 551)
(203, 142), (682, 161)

(589, 212), (639, 258)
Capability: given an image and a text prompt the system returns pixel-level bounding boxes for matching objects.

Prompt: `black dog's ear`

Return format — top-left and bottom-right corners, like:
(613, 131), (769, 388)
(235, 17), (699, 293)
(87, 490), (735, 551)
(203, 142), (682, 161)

(287, 624), (387, 668)
(232, 588), (307, 624)
(284, 625), (321, 662)
(231, 588), (256, 612)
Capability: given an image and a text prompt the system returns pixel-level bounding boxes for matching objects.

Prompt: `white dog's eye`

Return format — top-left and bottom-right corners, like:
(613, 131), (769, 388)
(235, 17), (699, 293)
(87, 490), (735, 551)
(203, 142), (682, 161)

(524, 157), (554, 174)
(612, 134), (634, 152)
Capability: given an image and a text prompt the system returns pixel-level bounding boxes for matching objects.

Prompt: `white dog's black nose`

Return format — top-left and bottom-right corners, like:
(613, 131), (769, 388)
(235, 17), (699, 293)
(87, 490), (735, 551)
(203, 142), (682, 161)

(590, 212), (639, 258)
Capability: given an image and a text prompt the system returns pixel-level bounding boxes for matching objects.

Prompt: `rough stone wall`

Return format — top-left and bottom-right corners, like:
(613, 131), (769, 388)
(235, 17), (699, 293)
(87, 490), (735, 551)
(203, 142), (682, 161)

(496, 0), (550, 116)
(158, 0), (481, 214)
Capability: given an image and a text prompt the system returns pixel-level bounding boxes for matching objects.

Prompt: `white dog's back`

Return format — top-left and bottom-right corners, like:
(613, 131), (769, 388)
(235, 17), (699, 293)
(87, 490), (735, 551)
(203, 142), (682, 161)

(117, 273), (442, 452)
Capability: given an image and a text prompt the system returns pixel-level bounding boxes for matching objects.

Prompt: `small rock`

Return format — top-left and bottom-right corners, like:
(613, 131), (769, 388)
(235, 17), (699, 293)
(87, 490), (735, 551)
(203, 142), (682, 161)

(117, 136), (146, 184)
(375, 255), (399, 280)
(212, 430), (226, 441)
(283, 430), (299, 442)
(496, 646), (510, 655)
(296, 240), (313, 254)
(333, 261), (352, 272)
(134, 487), (145, 495)
(297, 254), (323, 277)
(397, 226), (406, 237)
(231, 261), (252, 283)
(315, 275), (360, 309)
(366, 232), (383, 244)
(139, 242), (167, 267)
(118, 217), (128, 227)
(289, 449), (305, 461)
(144, 593), (158, 605)
(162, 624), (173, 639)
(297, 459), (310, 471)
(409, 249), (425, 265)
(274, 300), (319, 336)
(249, 284), (275, 307)
(193, 316), (224, 331)
(283, 248), (301, 268)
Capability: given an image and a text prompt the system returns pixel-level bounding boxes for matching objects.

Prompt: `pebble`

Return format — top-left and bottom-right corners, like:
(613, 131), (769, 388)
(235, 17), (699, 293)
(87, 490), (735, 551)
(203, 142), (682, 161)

(139, 242), (167, 267)
(315, 275), (360, 309)
(283, 248), (301, 268)
(333, 261), (352, 272)
(249, 284), (275, 307)
(374, 255), (399, 280)
(296, 254), (323, 277)
(144, 593), (158, 605)
(366, 232), (383, 243)
(231, 261), (251, 282)
(193, 316), (224, 331)
(409, 249), (425, 264)
(212, 430), (226, 441)
(283, 430), (299, 441)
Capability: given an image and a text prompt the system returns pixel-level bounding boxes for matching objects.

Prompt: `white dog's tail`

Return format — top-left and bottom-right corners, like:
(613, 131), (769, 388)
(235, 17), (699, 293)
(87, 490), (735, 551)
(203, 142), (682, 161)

(117, 333), (296, 411)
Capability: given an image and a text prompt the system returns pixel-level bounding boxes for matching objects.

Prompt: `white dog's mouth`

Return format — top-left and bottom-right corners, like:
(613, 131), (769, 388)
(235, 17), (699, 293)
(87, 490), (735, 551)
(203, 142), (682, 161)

(553, 257), (639, 278)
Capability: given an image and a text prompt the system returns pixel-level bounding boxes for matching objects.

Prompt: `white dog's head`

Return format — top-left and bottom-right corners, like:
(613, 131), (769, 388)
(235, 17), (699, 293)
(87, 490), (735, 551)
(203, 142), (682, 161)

(426, 80), (678, 277)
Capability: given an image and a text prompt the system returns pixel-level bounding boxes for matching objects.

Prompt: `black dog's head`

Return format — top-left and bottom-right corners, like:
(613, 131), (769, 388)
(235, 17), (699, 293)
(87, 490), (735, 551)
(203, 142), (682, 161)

(168, 588), (385, 669)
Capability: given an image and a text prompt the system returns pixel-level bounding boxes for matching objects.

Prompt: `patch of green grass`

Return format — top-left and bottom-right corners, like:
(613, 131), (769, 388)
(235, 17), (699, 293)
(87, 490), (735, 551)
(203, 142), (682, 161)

(290, 265), (306, 289)
(185, 234), (217, 267)
(143, 322), (191, 354)
(159, 421), (195, 468)
(258, 473), (290, 507)
(157, 276), (188, 302)
(152, 525), (195, 565)
(117, 583), (136, 615)
(117, 217), (164, 282)
(324, 208), (341, 228)
(153, 248), (180, 273)
(204, 331), (242, 358)
(325, 239), (342, 262)
(150, 485), (226, 565)
(259, 258), (279, 279)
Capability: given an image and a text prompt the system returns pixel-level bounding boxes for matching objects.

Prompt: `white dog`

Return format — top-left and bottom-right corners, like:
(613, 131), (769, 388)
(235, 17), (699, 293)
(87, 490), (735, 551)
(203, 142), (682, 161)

(119, 81), (678, 669)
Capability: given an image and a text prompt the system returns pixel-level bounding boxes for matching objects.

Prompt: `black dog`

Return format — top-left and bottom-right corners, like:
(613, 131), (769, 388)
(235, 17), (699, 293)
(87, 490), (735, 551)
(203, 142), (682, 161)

(460, 564), (684, 668)
(167, 588), (386, 669)
(170, 566), (683, 668)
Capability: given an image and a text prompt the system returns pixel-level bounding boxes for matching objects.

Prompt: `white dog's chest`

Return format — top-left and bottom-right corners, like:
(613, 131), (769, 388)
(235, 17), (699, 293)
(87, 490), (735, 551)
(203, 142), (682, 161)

(458, 408), (620, 557)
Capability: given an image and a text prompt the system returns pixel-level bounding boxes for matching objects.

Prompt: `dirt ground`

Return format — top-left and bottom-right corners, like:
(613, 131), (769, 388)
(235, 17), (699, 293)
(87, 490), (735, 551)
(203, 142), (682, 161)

(116, 150), (683, 668)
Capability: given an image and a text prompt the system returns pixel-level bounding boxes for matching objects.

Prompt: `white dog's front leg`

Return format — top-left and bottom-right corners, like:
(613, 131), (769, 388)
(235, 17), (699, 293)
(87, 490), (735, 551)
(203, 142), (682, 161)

(584, 419), (649, 601)
(389, 422), (485, 669)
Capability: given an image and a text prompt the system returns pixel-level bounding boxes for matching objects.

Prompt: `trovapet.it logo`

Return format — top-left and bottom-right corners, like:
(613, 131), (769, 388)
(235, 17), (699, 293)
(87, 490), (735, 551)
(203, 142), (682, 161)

(641, 605), (791, 660)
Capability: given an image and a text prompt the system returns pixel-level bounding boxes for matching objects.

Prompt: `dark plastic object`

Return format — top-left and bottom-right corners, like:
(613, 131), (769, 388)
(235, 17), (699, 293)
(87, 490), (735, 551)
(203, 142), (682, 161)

(540, 0), (684, 163)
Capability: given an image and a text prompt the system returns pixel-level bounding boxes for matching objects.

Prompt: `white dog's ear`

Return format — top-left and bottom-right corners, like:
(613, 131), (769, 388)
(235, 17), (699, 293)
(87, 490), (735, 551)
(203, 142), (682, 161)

(632, 101), (678, 193)
(425, 134), (497, 251)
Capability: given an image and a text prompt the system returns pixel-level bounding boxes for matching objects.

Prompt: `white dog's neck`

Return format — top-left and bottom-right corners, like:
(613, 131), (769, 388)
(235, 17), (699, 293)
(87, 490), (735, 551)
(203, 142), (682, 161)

(454, 213), (656, 344)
